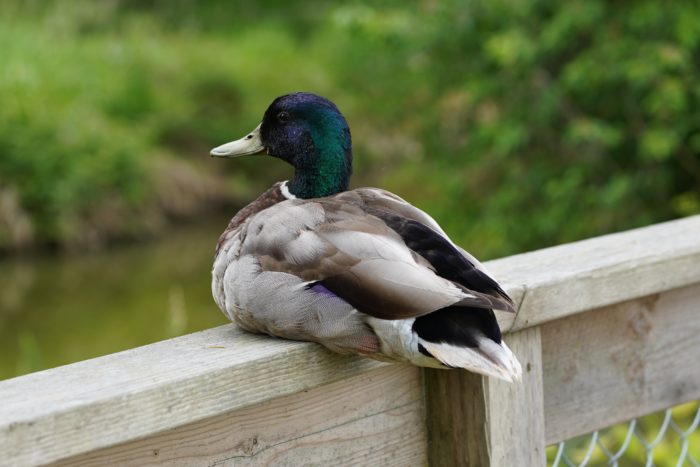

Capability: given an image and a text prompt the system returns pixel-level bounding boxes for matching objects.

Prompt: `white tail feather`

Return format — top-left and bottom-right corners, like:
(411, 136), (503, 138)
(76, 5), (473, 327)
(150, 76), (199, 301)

(419, 338), (522, 382)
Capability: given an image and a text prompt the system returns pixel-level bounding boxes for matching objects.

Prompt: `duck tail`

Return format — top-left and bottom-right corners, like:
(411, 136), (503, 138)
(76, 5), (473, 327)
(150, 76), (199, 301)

(413, 306), (522, 382)
(418, 338), (522, 382)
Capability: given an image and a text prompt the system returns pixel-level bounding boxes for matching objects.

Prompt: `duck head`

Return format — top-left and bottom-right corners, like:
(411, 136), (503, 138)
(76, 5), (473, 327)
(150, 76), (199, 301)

(211, 92), (352, 199)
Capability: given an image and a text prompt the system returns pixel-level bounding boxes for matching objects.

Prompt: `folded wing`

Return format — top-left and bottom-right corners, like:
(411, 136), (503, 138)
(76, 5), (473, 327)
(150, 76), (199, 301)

(244, 194), (513, 321)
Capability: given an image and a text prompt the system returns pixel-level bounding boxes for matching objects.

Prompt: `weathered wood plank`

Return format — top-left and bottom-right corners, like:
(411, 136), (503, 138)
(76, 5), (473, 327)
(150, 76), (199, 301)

(542, 283), (700, 444)
(487, 215), (700, 331)
(424, 327), (546, 466)
(0, 326), (386, 467)
(424, 368), (488, 466)
(485, 327), (546, 465)
(52, 365), (426, 467)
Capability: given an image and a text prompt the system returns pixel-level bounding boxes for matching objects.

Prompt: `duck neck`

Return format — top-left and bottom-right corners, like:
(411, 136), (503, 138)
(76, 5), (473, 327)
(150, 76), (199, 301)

(288, 164), (350, 199)
(287, 128), (352, 199)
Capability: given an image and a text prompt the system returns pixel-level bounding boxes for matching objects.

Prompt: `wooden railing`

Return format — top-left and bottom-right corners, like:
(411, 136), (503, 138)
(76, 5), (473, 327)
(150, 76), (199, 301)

(1, 216), (699, 466)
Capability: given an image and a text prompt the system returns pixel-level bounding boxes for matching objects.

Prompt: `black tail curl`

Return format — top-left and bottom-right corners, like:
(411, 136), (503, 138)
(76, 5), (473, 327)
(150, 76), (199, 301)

(413, 305), (502, 356)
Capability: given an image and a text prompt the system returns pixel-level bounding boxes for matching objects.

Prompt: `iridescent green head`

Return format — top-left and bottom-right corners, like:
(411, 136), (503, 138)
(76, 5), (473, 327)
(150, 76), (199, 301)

(211, 92), (352, 199)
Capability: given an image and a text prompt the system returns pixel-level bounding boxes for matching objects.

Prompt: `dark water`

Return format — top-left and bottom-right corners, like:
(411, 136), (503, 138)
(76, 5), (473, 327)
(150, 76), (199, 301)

(0, 216), (231, 381)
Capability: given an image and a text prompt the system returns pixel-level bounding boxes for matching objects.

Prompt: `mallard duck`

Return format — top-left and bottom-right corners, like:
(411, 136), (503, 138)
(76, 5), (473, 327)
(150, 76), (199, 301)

(210, 92), (521, 381)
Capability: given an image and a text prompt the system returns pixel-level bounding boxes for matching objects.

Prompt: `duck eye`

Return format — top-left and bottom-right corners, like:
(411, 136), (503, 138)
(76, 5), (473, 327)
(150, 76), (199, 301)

(277, 111), (290, 123)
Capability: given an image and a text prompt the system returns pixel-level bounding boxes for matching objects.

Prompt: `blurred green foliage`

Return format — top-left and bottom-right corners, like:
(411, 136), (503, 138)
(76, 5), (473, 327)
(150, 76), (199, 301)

(322, 0), (700, 256)
(0, 0), (699, 258)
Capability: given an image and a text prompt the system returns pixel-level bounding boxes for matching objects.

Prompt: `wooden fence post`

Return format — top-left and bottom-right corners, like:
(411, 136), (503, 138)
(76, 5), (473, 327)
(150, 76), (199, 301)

(425, 327), (546, 466)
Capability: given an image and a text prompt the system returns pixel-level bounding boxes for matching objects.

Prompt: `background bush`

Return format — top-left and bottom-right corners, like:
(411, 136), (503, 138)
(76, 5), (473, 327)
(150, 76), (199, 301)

(0, 0), (698, 258)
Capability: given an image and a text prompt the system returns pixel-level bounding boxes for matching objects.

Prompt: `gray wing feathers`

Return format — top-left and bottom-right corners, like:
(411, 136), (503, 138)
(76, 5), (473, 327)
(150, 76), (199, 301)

(353, 188), (494, 275)
(235, 198), (487, 319)
(214, 190), (506, 355)
(220, 254), (379, 355)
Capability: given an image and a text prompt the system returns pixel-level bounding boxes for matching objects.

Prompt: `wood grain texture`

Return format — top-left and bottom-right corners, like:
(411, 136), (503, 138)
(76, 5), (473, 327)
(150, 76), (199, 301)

(485, 327), (546, 466)
(487, 215), (700, 331)
(0, 326), (387, 467)
(424, 327), (546, 466)
(542, 283), (700, 444)
(424, 367), (488, 466)
(52, 365), (426, 467)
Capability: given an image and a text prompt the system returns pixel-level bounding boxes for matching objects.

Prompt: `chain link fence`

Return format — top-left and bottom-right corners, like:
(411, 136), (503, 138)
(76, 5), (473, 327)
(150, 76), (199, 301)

(548, 401), (700, 467)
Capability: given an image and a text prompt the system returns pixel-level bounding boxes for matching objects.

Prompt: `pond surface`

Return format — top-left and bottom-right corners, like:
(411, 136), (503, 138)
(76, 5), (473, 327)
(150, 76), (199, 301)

(0, 215), (232, 381)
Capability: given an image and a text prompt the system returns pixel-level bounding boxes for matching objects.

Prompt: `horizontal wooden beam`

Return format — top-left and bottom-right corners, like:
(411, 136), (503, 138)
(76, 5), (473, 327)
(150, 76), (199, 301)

(0, 327), (386, 466)
(542, 282), (700, 444)
(0, 215), (698, 465)
(489, 215), (700, 331)
(55, 365), (426, 466)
